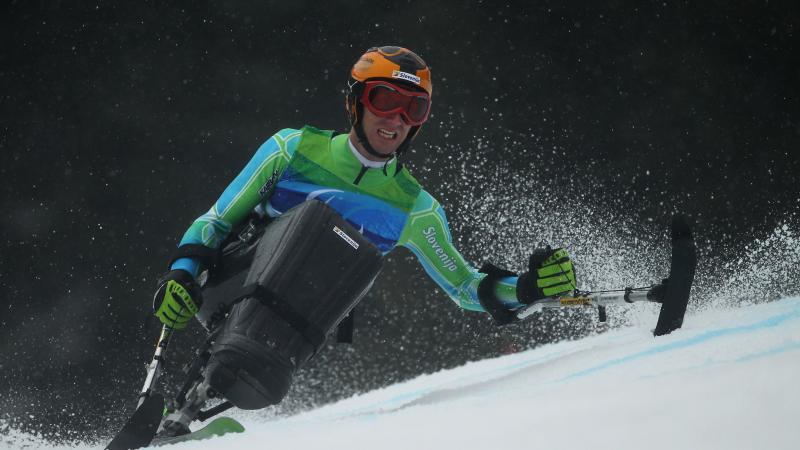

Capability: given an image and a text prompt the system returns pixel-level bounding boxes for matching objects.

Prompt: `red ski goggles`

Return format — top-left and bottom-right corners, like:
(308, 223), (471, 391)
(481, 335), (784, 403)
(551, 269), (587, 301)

(360, 80), (431, 126)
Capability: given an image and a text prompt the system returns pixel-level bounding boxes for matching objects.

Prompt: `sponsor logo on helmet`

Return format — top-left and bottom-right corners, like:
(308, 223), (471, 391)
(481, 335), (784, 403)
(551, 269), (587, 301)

(422, 227), (458, 272)
(392, 70), (421, 85)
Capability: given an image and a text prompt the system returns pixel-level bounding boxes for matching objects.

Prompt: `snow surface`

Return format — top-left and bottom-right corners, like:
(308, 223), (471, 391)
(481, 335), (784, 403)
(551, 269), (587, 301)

(6, 297), (799, 450)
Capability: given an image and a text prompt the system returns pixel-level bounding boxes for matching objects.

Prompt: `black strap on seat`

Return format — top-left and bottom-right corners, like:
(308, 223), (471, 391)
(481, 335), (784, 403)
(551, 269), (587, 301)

(168, 243), (221, 269)
(477, 263), (519, 326)
(237, 283), (327, 351)
(336, 310), (355, 344)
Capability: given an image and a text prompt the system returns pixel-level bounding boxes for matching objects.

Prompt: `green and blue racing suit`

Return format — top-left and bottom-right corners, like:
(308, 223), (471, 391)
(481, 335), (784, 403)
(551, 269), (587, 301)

(171, 126), (521, 314)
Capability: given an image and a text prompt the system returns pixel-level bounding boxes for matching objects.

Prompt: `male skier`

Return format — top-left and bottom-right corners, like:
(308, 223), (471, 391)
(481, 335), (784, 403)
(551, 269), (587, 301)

(151, 46), (577, 435)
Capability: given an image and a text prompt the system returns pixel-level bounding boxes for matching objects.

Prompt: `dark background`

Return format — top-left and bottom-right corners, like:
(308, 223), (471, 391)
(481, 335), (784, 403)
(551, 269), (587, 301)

(1, 0), (798, 443)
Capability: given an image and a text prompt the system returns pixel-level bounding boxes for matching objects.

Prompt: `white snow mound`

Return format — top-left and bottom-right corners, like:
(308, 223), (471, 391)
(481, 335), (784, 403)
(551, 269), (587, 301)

(8, 298), (800, 450)
(184, 297), (800, 450)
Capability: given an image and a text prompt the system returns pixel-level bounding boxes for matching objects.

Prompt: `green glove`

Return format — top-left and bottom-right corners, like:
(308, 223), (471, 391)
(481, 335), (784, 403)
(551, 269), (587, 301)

(152, 270), (203, 330)
(516, 246), (577, 303)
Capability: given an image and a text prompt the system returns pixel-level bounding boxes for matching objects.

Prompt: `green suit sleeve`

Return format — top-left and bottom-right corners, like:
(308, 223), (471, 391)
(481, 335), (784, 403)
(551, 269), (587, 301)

(171, 128), (301, 276)
(397, 190), (522, 313)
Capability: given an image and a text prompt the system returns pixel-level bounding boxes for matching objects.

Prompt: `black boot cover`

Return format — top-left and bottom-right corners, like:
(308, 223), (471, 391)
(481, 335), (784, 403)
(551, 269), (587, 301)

(204, 297), (295, 410)
(204, 199), (384, 410)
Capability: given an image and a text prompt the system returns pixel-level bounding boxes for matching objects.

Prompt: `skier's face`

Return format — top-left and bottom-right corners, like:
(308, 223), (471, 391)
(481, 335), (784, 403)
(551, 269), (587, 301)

(358, 107), (412, 159)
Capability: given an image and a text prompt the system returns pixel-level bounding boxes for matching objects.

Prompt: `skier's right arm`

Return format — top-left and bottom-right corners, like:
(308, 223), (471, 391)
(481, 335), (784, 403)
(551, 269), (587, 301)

(169, 128), (301, 277)
(153, 129), (300, 330)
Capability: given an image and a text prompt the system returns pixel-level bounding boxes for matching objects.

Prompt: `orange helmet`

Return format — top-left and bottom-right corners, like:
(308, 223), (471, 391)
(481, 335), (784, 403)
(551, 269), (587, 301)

(350, 46), (432, 96)
(346, 46), (433, 158)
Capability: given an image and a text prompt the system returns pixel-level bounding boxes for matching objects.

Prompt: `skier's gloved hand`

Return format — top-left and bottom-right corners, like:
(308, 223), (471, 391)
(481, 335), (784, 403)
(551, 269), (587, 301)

(516, 246), (577, 304)
(152, 269), (203, 330)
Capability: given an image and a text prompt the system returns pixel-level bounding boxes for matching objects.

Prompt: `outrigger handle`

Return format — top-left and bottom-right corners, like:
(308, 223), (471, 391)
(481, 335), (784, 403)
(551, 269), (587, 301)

(515, 214), (697, 337)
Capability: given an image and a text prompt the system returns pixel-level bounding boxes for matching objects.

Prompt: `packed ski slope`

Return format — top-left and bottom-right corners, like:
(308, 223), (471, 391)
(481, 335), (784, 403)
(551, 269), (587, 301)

(6, 298), (799, 449)
(164, 297), (798, 449)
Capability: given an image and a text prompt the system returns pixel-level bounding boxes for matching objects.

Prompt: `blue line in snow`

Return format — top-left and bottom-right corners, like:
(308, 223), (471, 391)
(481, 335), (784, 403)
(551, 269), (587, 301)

(307, 300), (800, 421)
(558, 300), (800, 382)
(733, 341), (800, 363)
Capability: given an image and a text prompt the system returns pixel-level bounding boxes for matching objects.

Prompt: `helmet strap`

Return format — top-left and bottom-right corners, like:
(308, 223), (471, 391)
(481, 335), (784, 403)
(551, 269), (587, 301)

(354, 108), (392, 160)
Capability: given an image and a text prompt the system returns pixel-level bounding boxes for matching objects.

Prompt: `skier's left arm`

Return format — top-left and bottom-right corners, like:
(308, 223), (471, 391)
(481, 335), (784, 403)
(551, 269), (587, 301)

(398, 191), (576, 324)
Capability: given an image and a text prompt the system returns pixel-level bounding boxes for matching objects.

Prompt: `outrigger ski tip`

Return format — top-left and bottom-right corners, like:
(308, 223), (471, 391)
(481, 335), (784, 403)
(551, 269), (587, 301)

(105, 393), (165, 450)
(106, 326), (173, 450)
(515, 214), (698, 337)
(653, 214), (697, 336)
(107, 405), (243, 450)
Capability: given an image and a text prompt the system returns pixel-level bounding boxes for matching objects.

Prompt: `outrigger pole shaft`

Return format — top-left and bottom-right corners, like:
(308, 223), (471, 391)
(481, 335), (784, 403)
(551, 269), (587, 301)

(515, 288), (663, 321)
(138, 324), (173, 407)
